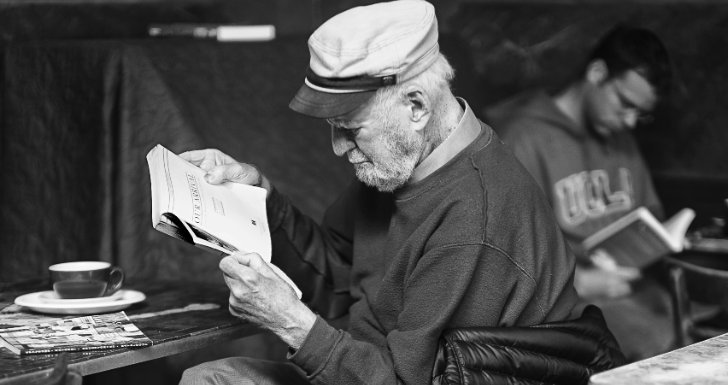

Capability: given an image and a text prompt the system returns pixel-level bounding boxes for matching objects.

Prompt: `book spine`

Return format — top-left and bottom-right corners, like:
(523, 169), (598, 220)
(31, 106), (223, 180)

(21, 342), (152, 355)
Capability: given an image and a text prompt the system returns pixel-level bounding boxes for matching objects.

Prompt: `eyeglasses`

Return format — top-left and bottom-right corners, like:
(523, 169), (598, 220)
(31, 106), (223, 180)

(611, 82), (654, 125)
(621, 108), (654, 125)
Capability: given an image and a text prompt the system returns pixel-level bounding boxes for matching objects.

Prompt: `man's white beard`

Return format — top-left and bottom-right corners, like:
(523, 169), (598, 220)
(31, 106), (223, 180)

(353, 123), (423, 193)
(354, 162), (409, 192)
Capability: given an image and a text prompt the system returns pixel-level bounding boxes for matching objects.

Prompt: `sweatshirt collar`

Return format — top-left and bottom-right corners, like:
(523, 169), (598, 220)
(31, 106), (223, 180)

(409, 98), (481, 184)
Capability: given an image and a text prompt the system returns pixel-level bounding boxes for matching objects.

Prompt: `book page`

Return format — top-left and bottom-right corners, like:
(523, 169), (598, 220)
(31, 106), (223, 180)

(662, 208), (696, 242)
(147, 145), (301, 298)
(147, 145), (271, 260)
(591, 219), (672, 268)
(582, 207), (691, 269)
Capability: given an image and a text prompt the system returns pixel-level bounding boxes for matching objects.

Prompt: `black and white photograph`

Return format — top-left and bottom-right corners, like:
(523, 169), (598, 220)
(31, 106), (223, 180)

(0, 0), (727, 384)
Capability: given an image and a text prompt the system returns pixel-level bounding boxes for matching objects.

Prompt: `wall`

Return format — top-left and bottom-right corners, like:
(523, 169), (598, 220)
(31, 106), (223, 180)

(1, 0), (726, 280)
(435, 2), (728, 225)
(0, 0), (726, 284)
(280, 0), (728, 224)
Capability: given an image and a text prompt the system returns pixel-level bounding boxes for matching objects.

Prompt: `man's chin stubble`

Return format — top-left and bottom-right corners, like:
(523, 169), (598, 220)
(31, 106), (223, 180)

(354, 164), (406, 193)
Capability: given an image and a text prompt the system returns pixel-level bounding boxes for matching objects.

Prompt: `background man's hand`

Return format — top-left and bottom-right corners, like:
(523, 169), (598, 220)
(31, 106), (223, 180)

(179, 149), (271, 193)
(575, 249), (642, 299)
(219, 252), (316, 349)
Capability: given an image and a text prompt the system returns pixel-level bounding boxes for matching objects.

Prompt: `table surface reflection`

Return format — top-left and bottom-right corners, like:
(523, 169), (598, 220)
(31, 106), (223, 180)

(0, 279), (258, 384)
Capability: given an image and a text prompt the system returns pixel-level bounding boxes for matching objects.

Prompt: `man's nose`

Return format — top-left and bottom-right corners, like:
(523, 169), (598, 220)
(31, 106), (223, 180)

(331, 127), (355, 157)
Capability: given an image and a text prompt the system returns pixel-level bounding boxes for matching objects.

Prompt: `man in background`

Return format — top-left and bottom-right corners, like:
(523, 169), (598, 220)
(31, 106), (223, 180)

(177, 1), (582, 384)
(486, 24), (673, 361)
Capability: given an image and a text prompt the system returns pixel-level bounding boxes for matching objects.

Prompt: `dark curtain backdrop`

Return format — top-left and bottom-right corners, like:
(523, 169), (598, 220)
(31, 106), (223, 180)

(440, 3), (728, 226)
(2, 1), (727, 285)
(0, 36), (361, 384)
(0, 37), (352, 284)
(446, 3), (728, 177)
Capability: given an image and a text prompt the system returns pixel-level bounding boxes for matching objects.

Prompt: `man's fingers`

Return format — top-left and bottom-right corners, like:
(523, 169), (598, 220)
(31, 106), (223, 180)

(177, 149), (261, 185)
(220, 252), (268, 277)
(179, 149), (239, 170)
(590, 249), (619, 271)
(199, 158), (218, 173)
(612, 266), (642, 281)
(219, 255), (245, 280)
(179, 149), (221, 172)
(204, 165), (238, 184)
(230, 252), (267, 270)
(205, 163), (260, 185)
(179, 149), (213, 166)
(606, 280), (633, 298)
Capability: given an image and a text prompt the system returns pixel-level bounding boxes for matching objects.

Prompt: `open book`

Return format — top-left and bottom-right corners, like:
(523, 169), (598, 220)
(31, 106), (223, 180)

(0, 311), (151, 355)
(146, 144), (301, 298)
(581, 207), (696, 269)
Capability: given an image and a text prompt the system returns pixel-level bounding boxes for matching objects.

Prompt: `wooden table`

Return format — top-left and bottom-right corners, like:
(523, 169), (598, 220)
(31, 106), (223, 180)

(589, 332), (728, 385)
(0, 280), (260, 384)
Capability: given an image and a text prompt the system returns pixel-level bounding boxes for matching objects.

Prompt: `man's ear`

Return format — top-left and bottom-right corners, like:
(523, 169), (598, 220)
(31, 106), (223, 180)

(404, 86), (430, 131)
(585, 59), (609, 85)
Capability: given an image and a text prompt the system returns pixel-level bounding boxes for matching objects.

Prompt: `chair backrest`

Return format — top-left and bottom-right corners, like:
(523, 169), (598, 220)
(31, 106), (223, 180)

(665, 252), (728, 347)
(431, 305), (625, 385)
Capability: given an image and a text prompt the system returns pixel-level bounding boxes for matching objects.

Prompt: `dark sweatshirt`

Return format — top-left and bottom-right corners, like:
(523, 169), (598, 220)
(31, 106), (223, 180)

(266, 103), (577, 385)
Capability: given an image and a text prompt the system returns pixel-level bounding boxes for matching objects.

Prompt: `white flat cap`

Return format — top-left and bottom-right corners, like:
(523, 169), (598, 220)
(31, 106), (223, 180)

(289, 0), (439, 118)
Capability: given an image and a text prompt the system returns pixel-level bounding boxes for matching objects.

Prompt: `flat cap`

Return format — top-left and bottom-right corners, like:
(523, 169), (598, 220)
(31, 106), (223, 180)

(289, 0), (439, 118)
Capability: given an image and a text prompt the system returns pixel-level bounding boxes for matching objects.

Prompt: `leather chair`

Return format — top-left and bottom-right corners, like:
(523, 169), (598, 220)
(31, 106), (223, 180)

(432, 305), (625, 385)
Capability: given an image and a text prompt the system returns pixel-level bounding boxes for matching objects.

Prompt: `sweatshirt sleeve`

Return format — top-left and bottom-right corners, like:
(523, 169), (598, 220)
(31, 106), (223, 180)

(265, 183), (356, 319)
(289, 243), (532, 385)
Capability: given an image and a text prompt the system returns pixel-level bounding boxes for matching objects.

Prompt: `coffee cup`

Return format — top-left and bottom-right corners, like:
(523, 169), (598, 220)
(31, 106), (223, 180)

(49, 261), (125, 299)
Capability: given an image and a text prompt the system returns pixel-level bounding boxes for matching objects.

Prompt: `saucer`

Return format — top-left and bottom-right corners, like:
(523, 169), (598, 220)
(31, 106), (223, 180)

(37, 290), (125, 305)
(15, 290), (146, 315)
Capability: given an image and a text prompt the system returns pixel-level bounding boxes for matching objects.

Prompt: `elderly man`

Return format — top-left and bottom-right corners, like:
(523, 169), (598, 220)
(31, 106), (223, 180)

(179, 1), (578, 384)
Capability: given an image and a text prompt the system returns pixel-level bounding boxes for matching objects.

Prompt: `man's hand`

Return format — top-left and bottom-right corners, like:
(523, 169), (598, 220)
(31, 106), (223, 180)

(574, 250), (641, 299)
(179, 149), (271, 193)
(219, 253), (316, 349)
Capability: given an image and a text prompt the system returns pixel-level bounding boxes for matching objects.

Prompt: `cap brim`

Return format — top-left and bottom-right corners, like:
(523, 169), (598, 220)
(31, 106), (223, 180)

(289, 83), (376, 119)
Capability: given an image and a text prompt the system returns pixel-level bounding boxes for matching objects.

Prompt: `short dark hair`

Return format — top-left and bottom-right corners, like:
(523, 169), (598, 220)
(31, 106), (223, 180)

(588, 24), (672, 97)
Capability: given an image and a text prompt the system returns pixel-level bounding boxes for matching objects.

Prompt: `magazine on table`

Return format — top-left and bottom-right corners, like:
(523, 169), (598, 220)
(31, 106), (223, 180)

(0, 311), (151, 355)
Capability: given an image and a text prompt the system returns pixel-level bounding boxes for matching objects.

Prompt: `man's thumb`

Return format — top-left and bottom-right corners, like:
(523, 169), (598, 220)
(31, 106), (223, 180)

(204, 166), (228, 184)
(230, 252), (266, 270)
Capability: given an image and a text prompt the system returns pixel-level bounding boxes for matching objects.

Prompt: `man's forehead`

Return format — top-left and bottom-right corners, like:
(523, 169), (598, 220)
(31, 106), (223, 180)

(613, 70), (658, 110)
(328, 97), (377, 125)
